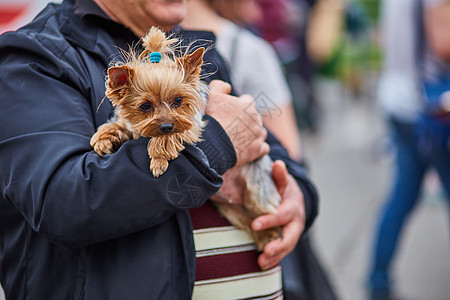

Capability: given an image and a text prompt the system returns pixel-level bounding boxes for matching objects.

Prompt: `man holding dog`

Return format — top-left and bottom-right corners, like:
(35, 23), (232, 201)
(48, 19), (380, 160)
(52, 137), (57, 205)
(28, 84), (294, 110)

(0, 0), (318, 298)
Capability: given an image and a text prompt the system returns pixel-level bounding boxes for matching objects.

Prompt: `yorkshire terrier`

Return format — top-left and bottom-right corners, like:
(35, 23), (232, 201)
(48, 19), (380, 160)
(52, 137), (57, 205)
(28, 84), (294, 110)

(91, 27), (281, 250)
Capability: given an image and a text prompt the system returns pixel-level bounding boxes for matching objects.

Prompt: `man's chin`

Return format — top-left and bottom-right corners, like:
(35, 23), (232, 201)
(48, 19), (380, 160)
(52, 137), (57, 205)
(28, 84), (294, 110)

(154, 3), (186, 28)
(158, 15), (186, 31)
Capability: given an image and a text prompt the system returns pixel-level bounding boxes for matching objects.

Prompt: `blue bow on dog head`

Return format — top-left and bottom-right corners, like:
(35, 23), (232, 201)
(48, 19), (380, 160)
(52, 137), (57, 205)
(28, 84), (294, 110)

(150, 52), (162, 63)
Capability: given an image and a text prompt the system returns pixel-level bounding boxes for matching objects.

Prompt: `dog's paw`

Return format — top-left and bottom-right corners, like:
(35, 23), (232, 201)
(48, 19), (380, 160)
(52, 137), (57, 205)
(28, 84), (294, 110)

(150, 158), (169, 177)
(91, 122), (132, 156)
(90, 132), (123, 157)
(90, 133), (114, 156)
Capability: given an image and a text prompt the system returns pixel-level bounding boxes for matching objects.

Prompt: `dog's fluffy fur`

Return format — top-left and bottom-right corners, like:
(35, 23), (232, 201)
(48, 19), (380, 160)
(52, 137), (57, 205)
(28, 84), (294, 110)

(91, 27), (281, 250)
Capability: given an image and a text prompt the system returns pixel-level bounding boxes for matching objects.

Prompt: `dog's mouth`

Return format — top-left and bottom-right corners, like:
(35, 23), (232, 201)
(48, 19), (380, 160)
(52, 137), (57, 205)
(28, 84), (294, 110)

(138, 123), (191, 137)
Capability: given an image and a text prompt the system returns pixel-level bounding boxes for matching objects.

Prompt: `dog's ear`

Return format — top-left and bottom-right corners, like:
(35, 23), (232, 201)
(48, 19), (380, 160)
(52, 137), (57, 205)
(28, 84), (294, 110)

(106, 66), (135, 104)
(179, 47), (204, 82)
(108, 65), (134, 89)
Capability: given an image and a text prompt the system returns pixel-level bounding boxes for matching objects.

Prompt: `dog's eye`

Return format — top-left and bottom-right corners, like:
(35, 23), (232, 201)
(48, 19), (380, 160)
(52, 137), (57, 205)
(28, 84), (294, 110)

(139, 102), (153, 112)
(172, 97), (183, 108)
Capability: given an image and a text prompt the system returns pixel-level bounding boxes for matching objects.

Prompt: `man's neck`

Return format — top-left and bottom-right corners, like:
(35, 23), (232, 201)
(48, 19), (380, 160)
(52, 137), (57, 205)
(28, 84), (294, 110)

(92, 0), (158, 37)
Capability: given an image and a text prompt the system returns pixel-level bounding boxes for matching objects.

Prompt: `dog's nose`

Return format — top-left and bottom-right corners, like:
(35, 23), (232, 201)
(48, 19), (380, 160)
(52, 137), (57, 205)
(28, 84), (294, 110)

(159, 123), (174, 134)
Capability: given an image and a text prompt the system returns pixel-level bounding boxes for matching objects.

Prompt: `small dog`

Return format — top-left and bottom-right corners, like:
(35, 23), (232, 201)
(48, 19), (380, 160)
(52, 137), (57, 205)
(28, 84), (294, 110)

(91, 27), (281, 250)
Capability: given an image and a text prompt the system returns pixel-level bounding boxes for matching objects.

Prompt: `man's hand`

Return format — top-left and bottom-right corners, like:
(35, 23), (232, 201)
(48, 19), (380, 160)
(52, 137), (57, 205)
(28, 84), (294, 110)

(210, 166), (246, 204)
(211, 159), (306, 270)
(253, 160), (306, 270)
(206, 80), (269, 167)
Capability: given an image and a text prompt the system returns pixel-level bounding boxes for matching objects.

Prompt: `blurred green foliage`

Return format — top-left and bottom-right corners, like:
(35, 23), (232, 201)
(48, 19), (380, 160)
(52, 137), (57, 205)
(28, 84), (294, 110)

(318, 0), (382, 93)
(358, 0), (380, 22)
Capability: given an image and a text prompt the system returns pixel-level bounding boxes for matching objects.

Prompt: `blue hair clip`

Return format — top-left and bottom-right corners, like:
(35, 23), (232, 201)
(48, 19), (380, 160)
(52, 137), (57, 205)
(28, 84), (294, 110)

(150, 52), (162, 63)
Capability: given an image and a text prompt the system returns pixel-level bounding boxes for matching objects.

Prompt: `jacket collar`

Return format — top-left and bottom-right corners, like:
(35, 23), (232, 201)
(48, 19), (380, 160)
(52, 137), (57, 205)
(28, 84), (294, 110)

(58, 0), (218, 68)
(59, 0), (138, 65)
(74, 0), (110, 20)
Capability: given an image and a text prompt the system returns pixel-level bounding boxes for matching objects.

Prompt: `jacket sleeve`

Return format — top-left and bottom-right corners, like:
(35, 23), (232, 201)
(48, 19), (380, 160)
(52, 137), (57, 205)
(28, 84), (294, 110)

(267, 132), (319, 234)
(0, 32), (236, 249)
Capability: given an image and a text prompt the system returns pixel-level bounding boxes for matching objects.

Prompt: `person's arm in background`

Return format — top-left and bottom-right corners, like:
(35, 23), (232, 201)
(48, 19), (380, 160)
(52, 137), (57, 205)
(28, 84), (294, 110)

(424, 0), (450, 63)
(306, 0), (345, 64)
(263, 104), (303, 162)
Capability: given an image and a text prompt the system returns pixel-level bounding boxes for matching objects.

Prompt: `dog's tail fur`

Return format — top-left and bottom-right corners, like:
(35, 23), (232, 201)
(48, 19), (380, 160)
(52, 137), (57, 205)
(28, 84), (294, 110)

(140, 27), (178, 61)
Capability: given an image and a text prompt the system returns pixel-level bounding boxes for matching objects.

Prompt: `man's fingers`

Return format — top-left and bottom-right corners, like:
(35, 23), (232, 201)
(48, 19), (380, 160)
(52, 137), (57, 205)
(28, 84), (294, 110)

(259, 141), (270, 158)
(209, 80), (232, 95)
(260, 127), (268, 141)
(278, 218), (304, 252)
(258, 220), (304, 270)
(272, 160), (288, 194)
(257, 237), (282, 270)
(252, 207), (291, 232)
(252, 180), (297, 232)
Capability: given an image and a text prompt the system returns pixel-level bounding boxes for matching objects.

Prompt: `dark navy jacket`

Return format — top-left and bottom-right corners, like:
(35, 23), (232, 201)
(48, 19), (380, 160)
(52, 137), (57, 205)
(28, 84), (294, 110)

(0, 0), (318, 299)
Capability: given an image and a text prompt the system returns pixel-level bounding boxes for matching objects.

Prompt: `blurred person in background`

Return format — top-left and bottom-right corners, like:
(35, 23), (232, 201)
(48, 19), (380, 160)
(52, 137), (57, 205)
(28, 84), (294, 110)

(183, 1), (338, 299)
(367, 0), (450, 299)
(256, 0), (325, 133)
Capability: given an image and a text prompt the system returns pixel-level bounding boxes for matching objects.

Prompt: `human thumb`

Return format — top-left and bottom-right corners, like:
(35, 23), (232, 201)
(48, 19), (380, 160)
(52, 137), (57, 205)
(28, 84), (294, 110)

(209, 80), (232, 95)
(272, 160), (288, 194)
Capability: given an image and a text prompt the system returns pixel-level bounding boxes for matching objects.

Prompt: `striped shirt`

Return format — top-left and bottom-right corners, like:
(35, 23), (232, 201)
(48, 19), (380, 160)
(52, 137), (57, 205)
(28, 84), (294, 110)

(190, 201), (283, 300)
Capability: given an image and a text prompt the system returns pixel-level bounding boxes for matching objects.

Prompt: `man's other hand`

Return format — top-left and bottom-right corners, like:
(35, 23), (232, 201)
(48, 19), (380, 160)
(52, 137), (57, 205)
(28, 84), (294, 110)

(206, 80), (269, 167)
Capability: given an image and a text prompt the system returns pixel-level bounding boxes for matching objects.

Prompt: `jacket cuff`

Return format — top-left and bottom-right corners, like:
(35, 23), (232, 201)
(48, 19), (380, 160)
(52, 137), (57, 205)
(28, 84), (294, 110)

(197, 115), (237, 175)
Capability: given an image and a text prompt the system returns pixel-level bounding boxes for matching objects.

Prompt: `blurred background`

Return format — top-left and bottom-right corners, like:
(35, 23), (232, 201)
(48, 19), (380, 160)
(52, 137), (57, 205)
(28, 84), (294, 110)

(0, 0), (449, 299)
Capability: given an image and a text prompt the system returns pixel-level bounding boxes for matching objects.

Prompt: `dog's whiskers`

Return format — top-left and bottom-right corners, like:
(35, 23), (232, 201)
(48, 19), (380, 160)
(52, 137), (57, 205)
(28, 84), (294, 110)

(96, 95), (108, 113)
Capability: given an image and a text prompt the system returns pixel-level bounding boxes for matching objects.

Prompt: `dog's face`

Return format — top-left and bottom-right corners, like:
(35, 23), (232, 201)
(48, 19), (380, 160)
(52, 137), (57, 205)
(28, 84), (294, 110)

(106, 47), (205, 138)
